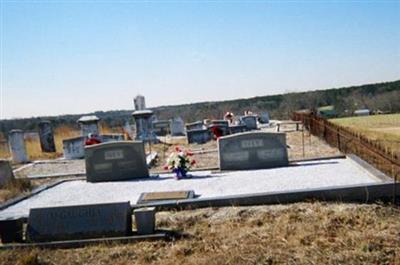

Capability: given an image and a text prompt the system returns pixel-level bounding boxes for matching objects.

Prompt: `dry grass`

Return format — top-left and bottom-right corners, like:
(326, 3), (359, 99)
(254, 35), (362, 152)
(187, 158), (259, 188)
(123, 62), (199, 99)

(0, 178), (32, 203)
(0, 203), (399, 265)
(331, 114), (400, 152)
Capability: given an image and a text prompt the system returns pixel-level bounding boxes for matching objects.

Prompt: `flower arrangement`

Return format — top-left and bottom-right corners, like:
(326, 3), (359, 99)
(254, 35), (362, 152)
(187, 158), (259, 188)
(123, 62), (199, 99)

(164, 146), (196, 179)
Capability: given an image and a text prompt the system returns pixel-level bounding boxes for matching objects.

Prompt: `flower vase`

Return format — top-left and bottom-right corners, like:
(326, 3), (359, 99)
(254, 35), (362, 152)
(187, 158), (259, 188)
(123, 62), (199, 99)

(174, 168), (187, 180)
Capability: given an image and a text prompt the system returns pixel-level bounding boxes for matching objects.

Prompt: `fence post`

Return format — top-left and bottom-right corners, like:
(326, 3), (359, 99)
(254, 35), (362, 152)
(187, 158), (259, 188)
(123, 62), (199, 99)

(337, 127), (341, 151)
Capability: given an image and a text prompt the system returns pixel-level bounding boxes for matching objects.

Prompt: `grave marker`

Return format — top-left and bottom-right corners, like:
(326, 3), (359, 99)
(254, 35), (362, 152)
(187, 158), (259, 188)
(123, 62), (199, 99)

(63, 136), (85, 159)
(218, 132), (288, 170)
(26, 202), (132, 242)
(38, 121), (56, 152)
(8, 130), (28, 163)
(187, 129), (211, 144)
(170, 117), (185, 136)
(240, 115), (258, 130)
(85, 141), (149, 182)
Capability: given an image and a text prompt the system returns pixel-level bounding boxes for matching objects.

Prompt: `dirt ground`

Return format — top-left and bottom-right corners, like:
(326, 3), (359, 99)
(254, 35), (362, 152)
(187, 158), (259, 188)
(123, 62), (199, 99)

(0, 203), (399, 265)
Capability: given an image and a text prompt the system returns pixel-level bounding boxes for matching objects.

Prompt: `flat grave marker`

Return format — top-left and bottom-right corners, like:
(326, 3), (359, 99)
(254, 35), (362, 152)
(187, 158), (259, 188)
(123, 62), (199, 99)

(137, 190), (195, 204)
(26, 201), (132, 242)
(218, 132), (288, 170)
(85, 141), (149, 182)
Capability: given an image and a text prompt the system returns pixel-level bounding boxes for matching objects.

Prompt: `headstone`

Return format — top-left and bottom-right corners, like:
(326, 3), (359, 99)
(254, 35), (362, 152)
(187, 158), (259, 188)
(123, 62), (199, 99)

(218, 132), (288, 170)
(8, 130), (28, 163)
(170, 117), (185, 136)
(152, 120), (170, 136)
(85, 141), (149, 182)
(229, 125), (247, 134)
(0, 219), (24, 243)
(100, 134), (125, 143)
(0, 160), (15, 187)
(132, 110), (159, 143)
(38, 121), (56, 152)
(26, 202), (132, 242)
(78, 115), (100, 136)
(240, 115), (258, 130)
(259, 112), (270, 124)
(134, 207), (155, 235)
(185, 121), (204, 131)
(187, 129), (211, 144)
(209, 120), (229, 136)
(134, 95), (146, 111)
(63, 136), (85, 159)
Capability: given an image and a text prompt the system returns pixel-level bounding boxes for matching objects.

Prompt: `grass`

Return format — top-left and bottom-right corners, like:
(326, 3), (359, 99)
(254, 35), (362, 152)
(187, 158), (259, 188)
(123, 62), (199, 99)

(0, 203), (399, 265)
(0, 178), (32, 203)
(331, 113), (400, 154)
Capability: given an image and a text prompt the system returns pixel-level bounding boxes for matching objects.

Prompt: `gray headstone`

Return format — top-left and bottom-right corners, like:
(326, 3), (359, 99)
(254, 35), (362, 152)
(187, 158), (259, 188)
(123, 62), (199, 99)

(229, 125), (247, 134)
(185, 121), (204, 131)
(170, 117), (185, 136)
(218, 132), (288, 170)
(8, 130), (28, 163)
(240, 115), (258, 130)
(78, 116), (100, 136)
(100, 134), (125, 143)
(26, 201), (132, 242)
(0, 160), (15, 187)
(132, 110), (159, 143)
(209, 120), (229, 136)
(152, 120), (170, 136)
(187, 129), (211, 144)
(134, 207), (155, 235)
(38, 121), (56, 152)
(63, 136), (85, 159)
(85, 141), (149, 182)
(259, 112), (270, 124)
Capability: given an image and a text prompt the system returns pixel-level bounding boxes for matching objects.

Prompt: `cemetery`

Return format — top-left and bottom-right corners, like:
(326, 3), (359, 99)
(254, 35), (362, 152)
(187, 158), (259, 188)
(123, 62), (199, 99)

(0, 95), (398, 252)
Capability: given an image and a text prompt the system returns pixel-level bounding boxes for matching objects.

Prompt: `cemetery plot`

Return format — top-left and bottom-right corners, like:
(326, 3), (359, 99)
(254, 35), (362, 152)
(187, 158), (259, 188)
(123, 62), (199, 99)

(0, 157), (384, 220)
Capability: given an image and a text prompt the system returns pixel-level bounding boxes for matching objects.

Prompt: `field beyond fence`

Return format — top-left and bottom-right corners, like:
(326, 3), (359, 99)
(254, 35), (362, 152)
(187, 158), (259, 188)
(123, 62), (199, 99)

(294, 113), (400, 185)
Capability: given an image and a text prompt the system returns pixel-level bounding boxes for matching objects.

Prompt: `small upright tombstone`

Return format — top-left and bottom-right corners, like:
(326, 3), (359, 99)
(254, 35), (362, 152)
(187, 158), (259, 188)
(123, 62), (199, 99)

(218, 132), (288, 170)
(259, 112), (270, 124)
(186, 121), (204, 131)
(187, 129), (211, 144)
(26, 202), (132, 242)
(8, 130), (28, 163)
(170, 117), (185, 136)
(78, 115), (100, 136)
(85, 141), (149, 182)
(63, 136), (86, 159)
(38, 121), (56, 152)
(0, 160), (14, 187)
(132, 110), (158, 143)
(240, 115), (258, 130)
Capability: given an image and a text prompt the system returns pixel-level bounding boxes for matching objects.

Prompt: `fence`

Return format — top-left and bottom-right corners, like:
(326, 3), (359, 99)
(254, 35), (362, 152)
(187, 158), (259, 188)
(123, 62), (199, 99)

(293, 113), (399, 183)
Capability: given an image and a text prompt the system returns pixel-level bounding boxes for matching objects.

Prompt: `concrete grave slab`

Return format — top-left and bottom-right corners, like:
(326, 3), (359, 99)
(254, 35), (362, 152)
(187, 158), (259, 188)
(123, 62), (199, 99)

(85, 141), (149, 182)
(27, 201), (131, 242)
(0, 157), (387, 220)
(218, 132), (288, 170)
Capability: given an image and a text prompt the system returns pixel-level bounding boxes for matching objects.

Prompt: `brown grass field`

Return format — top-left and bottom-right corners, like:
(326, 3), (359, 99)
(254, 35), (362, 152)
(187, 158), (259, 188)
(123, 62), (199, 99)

(331, 114), (400, 154)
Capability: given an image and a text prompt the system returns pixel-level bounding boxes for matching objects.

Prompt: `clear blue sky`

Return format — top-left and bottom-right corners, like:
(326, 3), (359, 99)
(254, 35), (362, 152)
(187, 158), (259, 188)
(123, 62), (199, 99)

(1, 1), (399, 119)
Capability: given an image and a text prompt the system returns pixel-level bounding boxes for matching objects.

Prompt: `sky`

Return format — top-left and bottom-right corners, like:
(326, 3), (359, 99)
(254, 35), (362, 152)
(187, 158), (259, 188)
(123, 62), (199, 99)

(1, 1), (399, 119)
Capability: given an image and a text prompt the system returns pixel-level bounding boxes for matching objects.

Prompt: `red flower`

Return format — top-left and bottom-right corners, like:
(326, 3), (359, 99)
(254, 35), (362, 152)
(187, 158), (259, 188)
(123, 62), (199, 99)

(163, 165), (169, 170)
(175, 146), (181, 152)
(186, 151), (194, 156)
(191, 160), (196, 165)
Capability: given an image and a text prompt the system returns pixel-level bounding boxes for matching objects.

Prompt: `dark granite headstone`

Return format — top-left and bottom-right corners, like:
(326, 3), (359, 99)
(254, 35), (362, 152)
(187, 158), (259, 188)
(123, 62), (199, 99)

(218, 132), (288, 170)
(26, 202), (132, 242)
(229, 125), (247, 134)
(85, 141), (149, 182)
(152, 120), (170, 136)
(186, 121), (204, 131)
(240, 115), (258, 130)
(187, 129), (211, 144)
(38, 121), (56, 152)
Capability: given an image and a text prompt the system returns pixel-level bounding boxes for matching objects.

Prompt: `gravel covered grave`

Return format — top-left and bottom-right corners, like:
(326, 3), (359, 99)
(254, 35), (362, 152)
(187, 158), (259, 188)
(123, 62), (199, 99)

(0, 157), (383, 220)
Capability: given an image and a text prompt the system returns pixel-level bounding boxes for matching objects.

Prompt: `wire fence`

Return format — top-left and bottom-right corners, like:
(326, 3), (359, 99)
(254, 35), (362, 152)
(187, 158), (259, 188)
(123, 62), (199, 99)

(293, 112), (399, 183)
